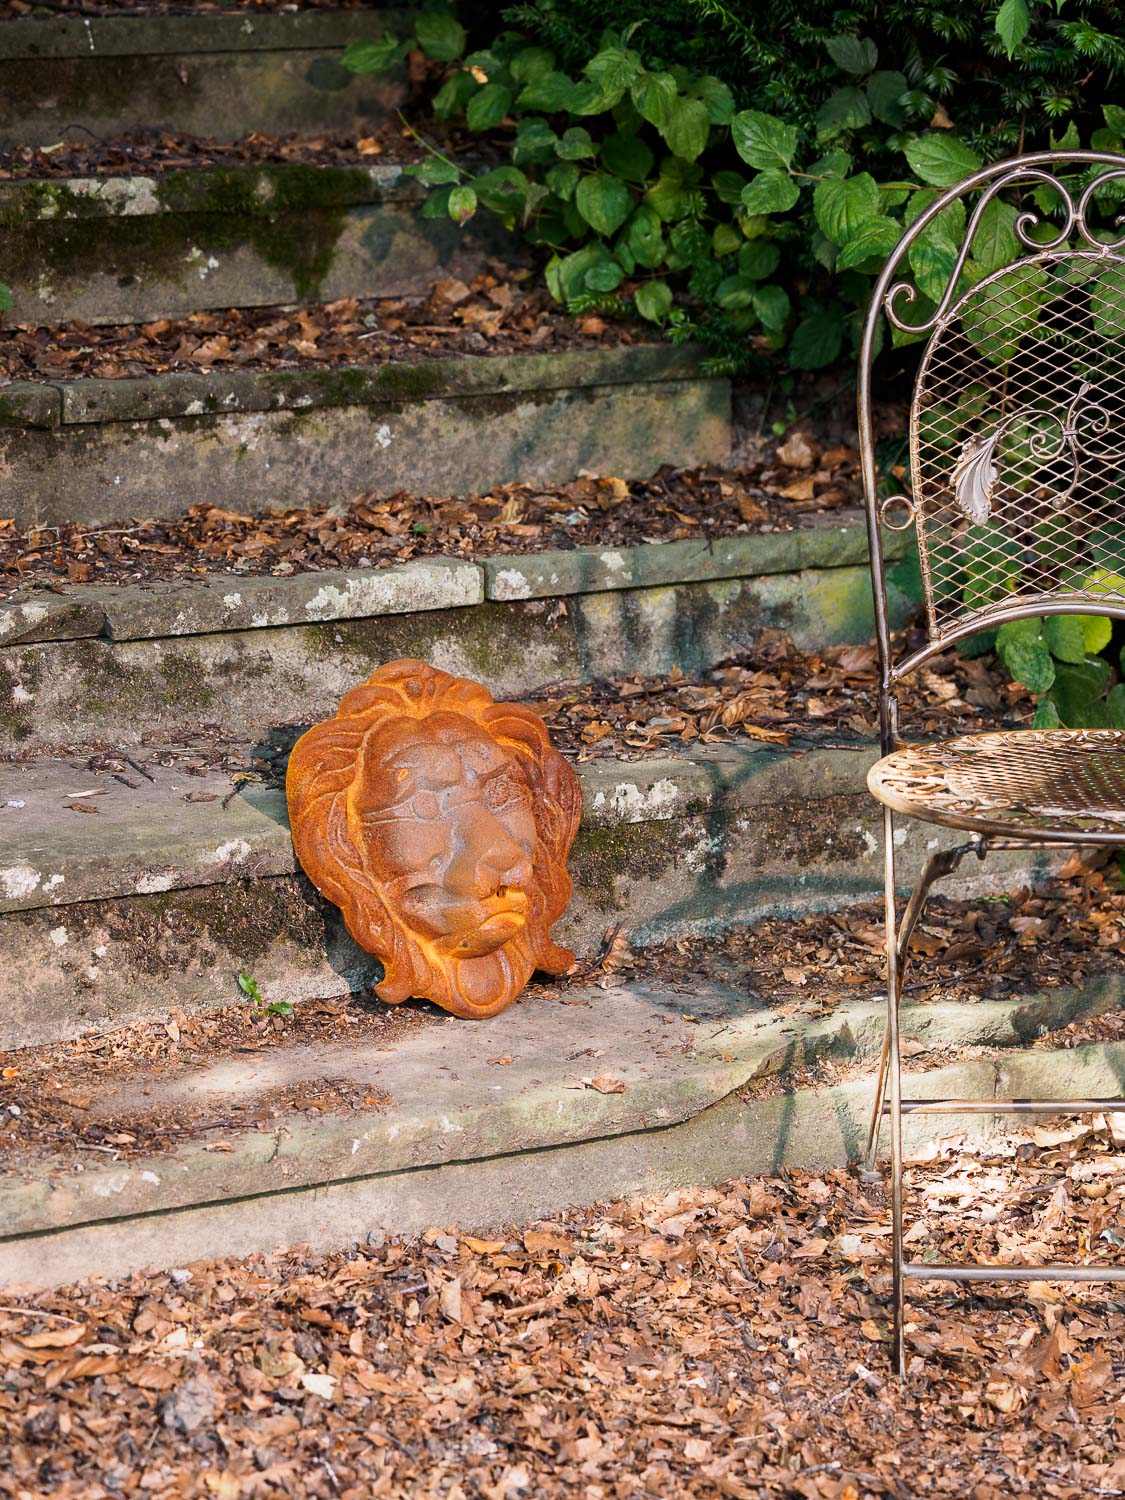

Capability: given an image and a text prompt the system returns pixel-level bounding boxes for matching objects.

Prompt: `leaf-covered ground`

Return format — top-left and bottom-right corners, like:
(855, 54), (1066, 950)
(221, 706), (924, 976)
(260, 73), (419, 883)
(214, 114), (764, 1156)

(0, 273), (628, 384)
(3, 1113), (1125, 1499)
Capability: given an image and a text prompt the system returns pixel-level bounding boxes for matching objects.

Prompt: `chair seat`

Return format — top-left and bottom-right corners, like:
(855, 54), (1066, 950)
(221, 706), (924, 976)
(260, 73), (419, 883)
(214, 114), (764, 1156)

(868, 728), (1125, 843)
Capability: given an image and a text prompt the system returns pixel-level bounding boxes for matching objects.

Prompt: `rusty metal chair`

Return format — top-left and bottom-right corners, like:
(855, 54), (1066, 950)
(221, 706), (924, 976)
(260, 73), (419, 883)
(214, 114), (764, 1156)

(858, 149), (1125, 1376)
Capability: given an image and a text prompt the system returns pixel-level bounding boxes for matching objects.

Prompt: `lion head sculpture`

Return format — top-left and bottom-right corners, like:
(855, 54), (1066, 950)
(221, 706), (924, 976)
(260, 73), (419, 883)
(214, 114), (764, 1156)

(286, 660), (583, 1019)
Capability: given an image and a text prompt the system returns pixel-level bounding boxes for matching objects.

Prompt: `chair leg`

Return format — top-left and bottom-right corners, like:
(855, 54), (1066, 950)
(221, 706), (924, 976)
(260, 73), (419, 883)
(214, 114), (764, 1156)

(864, 840), (978, 1169)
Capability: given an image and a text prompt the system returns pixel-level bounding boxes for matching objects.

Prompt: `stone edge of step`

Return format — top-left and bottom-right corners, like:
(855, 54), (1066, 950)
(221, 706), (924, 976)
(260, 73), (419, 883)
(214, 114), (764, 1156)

(0, 738), (880, 916)
(0, 510), (900, 645)
(1, 974), (1119, 1249)
(0, 343), (712, 431)
(0, 10), (407, 60)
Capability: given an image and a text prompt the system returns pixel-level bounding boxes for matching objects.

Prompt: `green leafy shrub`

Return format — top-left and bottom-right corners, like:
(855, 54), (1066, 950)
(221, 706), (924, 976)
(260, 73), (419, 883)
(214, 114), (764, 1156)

(0, 283), (11, 318)
(344, 2), (1125, 374)
(343, 2), (1125, 724)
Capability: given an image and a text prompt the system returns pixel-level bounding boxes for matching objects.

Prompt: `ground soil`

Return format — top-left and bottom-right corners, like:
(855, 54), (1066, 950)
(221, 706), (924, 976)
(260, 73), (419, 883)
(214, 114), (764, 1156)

(2, 1118), (1125, 1497)
(0, 450), (864, 588)
(0, 272), (635, 383)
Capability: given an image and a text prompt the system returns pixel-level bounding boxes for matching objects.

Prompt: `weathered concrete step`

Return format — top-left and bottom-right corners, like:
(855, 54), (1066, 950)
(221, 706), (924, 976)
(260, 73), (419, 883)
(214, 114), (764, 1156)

(0, 738), (1055, 1050)
(0, 345), (729, 530)
(2, 975), (1119, 1288)
(0, 10), (413, 147)
(1, 160), (513, 325)
(0, 517), (915, 751)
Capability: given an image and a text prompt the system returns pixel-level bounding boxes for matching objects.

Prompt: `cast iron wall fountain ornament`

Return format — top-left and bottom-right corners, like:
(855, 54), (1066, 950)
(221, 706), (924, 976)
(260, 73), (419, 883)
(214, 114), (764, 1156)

(286, 660), (582, 1019)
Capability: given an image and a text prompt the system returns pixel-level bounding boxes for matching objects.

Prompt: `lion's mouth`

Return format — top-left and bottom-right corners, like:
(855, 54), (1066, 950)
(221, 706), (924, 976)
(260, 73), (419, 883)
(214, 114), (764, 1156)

(402, 886), (530, 956)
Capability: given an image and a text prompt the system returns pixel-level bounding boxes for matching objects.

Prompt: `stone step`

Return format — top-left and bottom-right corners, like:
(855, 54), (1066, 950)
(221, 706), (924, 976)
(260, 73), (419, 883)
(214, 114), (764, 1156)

(0, 10), (411, 148)
(0, 517), (914, 751)
(0, 733), (1052, 1052)
(1, 973), (1118, 1288)
(0, 345), (729, 530)
(1, 159), (513, 326)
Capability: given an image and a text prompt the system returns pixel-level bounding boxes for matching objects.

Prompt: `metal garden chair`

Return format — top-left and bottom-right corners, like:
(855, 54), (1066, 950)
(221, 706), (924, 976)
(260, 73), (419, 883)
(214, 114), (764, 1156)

(858, 149), (1125, 1377)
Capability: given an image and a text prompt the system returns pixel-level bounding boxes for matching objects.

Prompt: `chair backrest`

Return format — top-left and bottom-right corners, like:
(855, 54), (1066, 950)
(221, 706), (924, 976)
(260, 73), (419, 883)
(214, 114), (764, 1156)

(859, 150), (1125, 744)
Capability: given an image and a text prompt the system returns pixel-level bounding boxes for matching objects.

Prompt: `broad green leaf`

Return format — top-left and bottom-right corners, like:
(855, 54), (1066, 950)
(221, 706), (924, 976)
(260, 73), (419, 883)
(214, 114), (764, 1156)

(740, 170), (800, 214)
(341, 36), (400, 74)
(546, 161), (580, 200)
(512, 116), (558, 166)
(509, 46), (556, 85)
(516, 71), (576, 112)
(238, 972), (263, 1005)
(623, 205), (665, 267)
(836, 216), (900, 269)
(738, 239), (780, 280)
(1106, 104), (1125, 135)
(419, 184), (453, 220)
(752, 284), (790, 331)
(788, 306), (846, 368)
(692, 76), (735, 124)
(584, 259), (625, 292)
(646, 173), (691, 222)
(712, 171), (748, 206)
(1000, 632), (1055, 693)
(415, 13), (466, 62)
(826, 35), (878, 75)
(631, 71), (678, 130)
(809, 148), (853, 180)
(473, 166), (528, 214)
(552, 244), (614, 301)
(1051, 657), (1112, 720)
(1083, 615), (1114, 654)
(1044, 614), (1089, 664)
(635, 280), (673, 322)
(466, 82), (512, 132)
(432, 70), (479, 120)
(1033, 698), (1062, 729)
(584, 46), (642, 95)
(904, 134), (982, 187)
(813, 173), (881, 245)
(972, 197), (1020, 272)
(962, 525), (1021, 610)
(600, 131), (654, 181)
(867, 70), (908, 127)
(712, 222), (742, 257)
(662, 96), (710, 162)
(447, 185), (477, 225)
(407, 157), (461, 187)
(556, 126), (597, 160)
(995, 0), (1031, 56)
(909, 227), (959, 302)
(715, 273), (757, 309)
(569, 79), (616, 115)
(575, 172), (633, 235)
(816, 86), (871, 138)
(731, 110), (797, 171)
(904, 188), (966, 231)
(961, 263), (1048, 365)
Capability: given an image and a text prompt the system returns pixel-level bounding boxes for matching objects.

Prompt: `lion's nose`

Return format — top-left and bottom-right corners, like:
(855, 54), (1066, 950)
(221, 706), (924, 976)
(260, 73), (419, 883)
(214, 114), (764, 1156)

(481, 843), (533, 897)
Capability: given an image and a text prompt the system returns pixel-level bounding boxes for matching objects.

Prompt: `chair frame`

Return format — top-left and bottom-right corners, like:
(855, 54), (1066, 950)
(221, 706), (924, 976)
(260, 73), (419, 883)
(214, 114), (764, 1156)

(858, 148), (1125, 1377)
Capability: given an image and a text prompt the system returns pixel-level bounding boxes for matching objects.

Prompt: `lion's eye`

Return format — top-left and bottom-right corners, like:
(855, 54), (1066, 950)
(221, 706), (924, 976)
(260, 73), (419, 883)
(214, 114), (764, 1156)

(483, 775), (520, 810)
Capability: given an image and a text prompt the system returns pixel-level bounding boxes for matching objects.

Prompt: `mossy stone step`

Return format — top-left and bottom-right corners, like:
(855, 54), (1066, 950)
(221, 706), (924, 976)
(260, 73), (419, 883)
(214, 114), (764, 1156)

(0, 11), (414, 148)
(0, 737), (1054, 1052)
(0, 520), (915, 751)
(1, 975), (1118, 1288)
(0, 162), (515, 325)
(0, 345), (729, 531)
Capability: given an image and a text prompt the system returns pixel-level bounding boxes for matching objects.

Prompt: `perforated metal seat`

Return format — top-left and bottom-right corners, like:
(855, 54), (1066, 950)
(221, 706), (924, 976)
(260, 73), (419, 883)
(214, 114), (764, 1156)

(868, 728), (1125, 843)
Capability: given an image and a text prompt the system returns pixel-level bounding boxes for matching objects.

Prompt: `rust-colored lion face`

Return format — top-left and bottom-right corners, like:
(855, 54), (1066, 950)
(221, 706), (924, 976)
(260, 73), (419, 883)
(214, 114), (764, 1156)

(286, 660), (582, 1019)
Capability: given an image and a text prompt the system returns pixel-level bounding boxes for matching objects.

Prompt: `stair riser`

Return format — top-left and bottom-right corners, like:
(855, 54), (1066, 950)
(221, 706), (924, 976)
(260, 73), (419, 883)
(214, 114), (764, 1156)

(3, 191), (513, 325)
(0, 353), (728, 530)
(1, 567), (904, 753)
(2, 1039), (1112, 1289)
(0, 760), (1054, 1051)
(0, 14), (413, 147)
